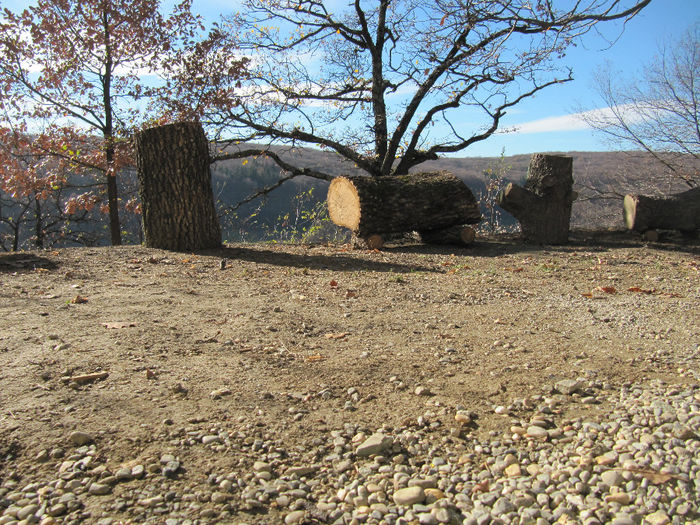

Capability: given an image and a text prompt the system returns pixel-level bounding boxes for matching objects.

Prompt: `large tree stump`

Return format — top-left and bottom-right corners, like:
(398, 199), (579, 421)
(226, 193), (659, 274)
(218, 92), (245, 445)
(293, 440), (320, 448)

(135, 121), (221, 251)
(623, 187), (700, 234)
(497, 154), (576, 244)
(327, 172), (481, 244)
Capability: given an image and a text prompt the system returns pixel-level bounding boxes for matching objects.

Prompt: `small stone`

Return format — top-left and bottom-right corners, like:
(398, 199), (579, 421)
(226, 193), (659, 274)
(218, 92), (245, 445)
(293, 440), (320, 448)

(492, 496), (515, 514)
(253, 461), (271, 472)
(526, 426), (548, 438)
(202, 435), (221, 445)
(209, 388), (232, 399)
(17, 504), (39, 521)
(601, 470), (623, 487)
(285, 510), (307, 524)
(424, 488), (445, 503)
(162, 460), (181, 478)
(131, 464), (145, 478)
(504, 464), (522, 477)
(69, 431), (94, 446)
(88, 483), (112, 495)
(115, 468), (133, 481)
(36, 449), (50, 462)
(356, 433), (393, 457)
(605, 492), (631, 505)
(393, 486), (425, 506)
(554, 379), (581, 395)
(285, 465), (319, 477)
(645, 511), (670, 525)
(454, 411), (472, 424)
(414, 386), (432, 396)
(211, 492), (230, 504)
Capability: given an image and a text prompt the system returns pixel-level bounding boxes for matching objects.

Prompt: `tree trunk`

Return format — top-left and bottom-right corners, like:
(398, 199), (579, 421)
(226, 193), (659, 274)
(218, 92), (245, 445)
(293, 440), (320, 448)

(135, 121), (221, 251)
(327, 172), (481, 241)
(623, 187), (700, 234)
(497, 154), (576, 244)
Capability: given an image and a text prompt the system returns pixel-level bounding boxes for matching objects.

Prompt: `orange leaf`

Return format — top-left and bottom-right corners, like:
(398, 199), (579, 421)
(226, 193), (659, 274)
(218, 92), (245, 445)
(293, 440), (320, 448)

(596, 286), (617, 294)
(306, 354), (326, 362)
(628, 287), (654, 294)
(329, 280), (338, 288)
(581, 293), (593, 298)
(70, 295), (88, 304)
(345, 290), (358, 299)
(324, 332), (349, 340)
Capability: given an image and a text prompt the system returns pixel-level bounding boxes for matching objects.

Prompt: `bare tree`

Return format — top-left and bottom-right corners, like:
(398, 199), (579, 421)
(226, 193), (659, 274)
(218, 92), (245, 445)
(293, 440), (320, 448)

(583, 23), (699, 188)
(169, 0), (650, 184)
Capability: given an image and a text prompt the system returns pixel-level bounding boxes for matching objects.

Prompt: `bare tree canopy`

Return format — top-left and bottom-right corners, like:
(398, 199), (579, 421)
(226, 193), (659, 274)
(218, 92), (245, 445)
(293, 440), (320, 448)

(583, 23), (699, 187)
(169, 0), (651, 180)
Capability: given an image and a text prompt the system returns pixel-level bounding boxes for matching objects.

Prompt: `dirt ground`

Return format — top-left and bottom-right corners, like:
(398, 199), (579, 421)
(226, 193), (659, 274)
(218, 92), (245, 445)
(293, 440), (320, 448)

(0, 231), (698, 521)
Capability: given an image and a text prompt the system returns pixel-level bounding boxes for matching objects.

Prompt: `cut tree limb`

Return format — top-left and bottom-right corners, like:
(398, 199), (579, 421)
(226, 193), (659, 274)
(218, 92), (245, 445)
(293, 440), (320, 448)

(497, 154), (576, 244)
(623, 187), (700, 234)
(417, 225), (476, 245)
(327, 172), (481, 241)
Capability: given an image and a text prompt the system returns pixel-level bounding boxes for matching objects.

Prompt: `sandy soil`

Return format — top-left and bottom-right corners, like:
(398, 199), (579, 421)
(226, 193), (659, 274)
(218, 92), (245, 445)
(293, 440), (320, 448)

(0, 232), (698, 522)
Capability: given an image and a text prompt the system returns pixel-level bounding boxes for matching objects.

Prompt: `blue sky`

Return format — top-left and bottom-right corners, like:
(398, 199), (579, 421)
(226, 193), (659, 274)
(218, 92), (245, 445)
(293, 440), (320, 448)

(4, 0), (698, 157)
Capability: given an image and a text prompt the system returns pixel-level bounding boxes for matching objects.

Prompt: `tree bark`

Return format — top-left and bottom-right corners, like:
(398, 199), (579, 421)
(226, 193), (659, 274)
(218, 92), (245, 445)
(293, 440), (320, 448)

(327, 172), (481, 240)
(623, 187), (700, 233)
(135, 121), (221, 251)
(497, 154), (576, 244)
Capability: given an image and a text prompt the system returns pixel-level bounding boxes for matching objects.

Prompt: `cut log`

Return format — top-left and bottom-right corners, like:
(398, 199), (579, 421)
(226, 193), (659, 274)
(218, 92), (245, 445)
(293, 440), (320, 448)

(623, 188), (700, 234)
(417, 225), (476, 246)
(497, 154), (576, 244)
(135, 121), (221, 251)
(327, 172), (481, 239)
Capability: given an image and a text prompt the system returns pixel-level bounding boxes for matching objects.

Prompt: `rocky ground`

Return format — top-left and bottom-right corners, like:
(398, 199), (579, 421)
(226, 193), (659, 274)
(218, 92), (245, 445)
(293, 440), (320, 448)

(0, 232), (698, 525)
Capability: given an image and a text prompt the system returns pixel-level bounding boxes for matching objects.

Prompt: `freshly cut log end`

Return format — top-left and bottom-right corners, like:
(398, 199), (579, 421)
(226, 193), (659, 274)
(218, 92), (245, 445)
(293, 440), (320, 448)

(328, 177), (361, 231)
(623, 195), (639, 231)
(327, 172), (481, 239)
(623, 188), (700, 233)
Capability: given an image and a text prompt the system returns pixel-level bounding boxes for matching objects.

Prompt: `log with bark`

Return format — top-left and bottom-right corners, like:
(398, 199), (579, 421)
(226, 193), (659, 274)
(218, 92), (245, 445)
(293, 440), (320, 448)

(327, 172), (481, 246)
(497, 154), (576, 244)
(623, 187), (700, 235)
(135, 121), (221, 251)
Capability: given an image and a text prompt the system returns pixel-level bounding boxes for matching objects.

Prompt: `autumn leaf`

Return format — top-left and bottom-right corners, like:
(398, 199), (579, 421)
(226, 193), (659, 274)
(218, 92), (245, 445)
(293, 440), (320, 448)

(628, 287), (655, 294)
(329, 279), (338, 288)
(306, 354), (326, 361)
(324, 332), (349, 339)
(70, 295), (88, 304)
(345, 290), (358, 299)
(595, 286), (617, 294)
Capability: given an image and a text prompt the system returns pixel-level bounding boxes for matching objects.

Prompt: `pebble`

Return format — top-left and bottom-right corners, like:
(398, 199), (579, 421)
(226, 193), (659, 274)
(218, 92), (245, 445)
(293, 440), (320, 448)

(393, 486), (425, 506)
(69, 431), (94, 446)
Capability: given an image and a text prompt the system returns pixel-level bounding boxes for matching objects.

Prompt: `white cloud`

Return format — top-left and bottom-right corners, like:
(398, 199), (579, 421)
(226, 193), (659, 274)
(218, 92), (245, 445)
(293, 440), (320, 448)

(506, 104), (646, 134)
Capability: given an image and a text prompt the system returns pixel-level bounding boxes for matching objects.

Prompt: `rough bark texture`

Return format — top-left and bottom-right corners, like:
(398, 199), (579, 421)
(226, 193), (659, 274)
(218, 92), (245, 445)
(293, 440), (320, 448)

(417, 225), (476, 246)
(623, 187), (700, 234)
(327, 172), (481, 239)
(135, 122), (221, 251)
(497, 154), (576, 244)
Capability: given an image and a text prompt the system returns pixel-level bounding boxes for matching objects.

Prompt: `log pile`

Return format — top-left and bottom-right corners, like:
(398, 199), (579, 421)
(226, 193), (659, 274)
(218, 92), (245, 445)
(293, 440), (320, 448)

(497, 154), (576, 244)
(327, 172), (481, 247)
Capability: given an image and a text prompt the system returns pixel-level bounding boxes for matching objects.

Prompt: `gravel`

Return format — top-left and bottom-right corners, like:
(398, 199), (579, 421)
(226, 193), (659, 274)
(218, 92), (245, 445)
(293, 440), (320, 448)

(0, 379), (697, 524)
